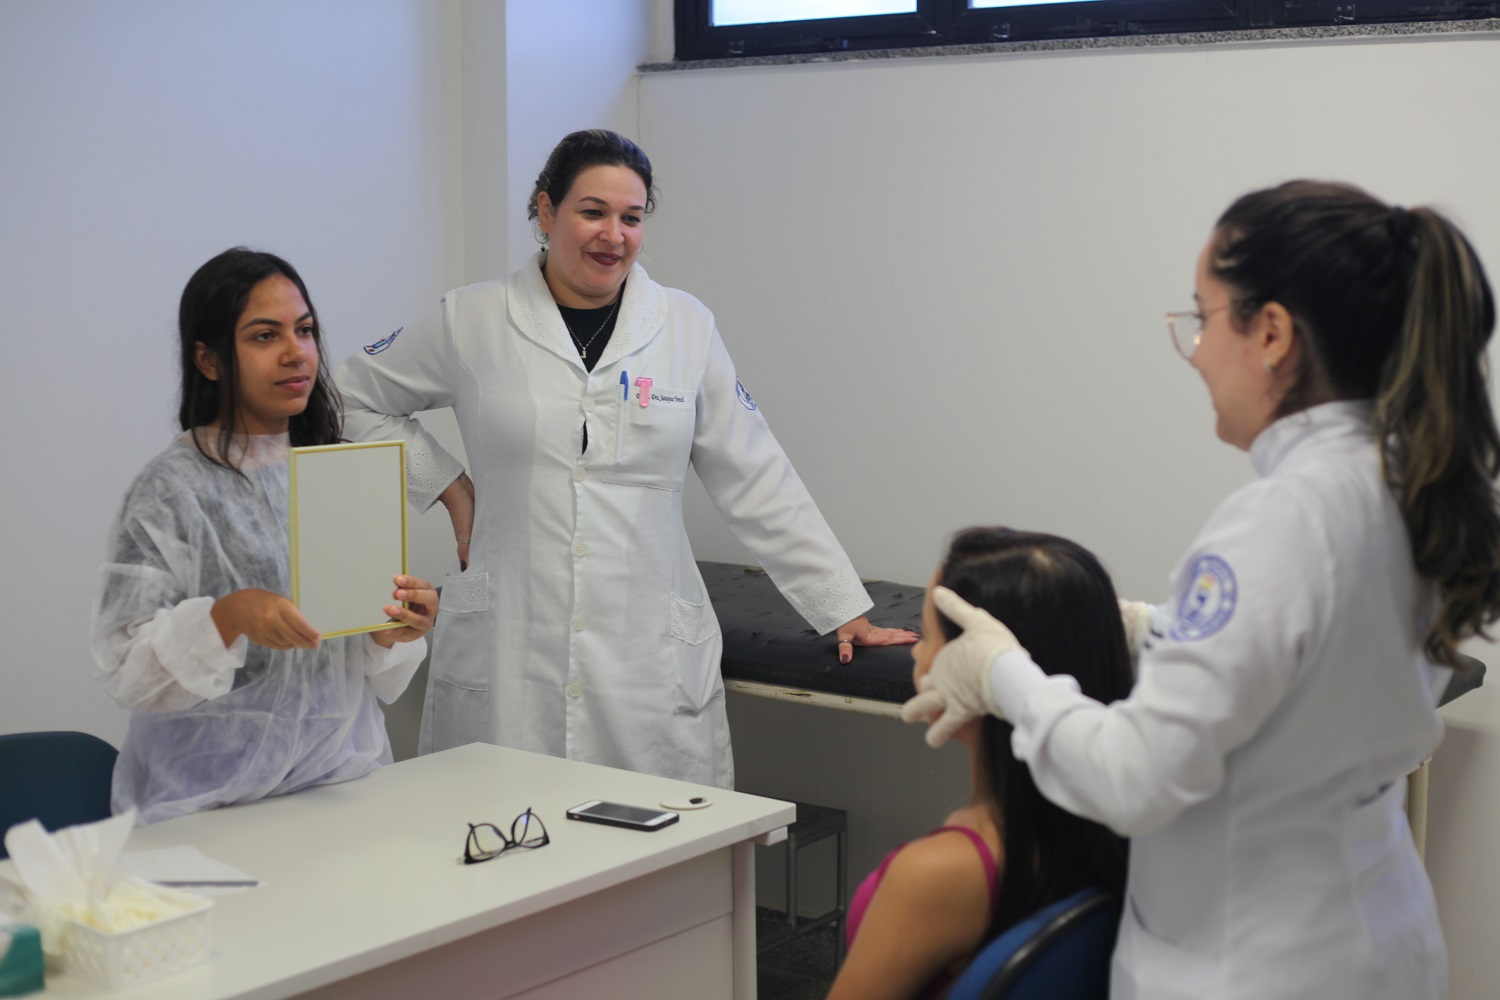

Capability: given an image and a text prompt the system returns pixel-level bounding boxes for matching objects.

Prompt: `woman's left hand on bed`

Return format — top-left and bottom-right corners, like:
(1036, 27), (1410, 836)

(371, 575), (439, 648)
(836, 615), (920, 664)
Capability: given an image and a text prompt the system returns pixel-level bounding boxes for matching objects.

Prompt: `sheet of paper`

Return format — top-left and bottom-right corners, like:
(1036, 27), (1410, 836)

(1, 847), (260, 901)
(289, 441), (408, 638)
(117, 847), (261, 897)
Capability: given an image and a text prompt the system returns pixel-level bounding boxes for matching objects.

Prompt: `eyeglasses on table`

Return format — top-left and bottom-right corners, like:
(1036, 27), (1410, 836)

(463, 807), (550, 865)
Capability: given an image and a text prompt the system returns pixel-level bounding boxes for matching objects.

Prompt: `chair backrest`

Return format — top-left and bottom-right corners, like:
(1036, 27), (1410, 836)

(945, 887), (1120, 1000)
(0, 731), (118, 860)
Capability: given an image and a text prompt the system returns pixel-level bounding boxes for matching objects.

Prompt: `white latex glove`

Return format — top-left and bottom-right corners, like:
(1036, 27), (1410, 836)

(1119, 599), (1153, 665)
(900, 586), (1025, 748)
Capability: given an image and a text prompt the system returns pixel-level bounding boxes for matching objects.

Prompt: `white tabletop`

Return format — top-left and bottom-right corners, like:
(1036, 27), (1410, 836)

(40, 743), (794, 999)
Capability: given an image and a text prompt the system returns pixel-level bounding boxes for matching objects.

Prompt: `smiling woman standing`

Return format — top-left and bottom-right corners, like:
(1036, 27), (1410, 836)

(338, 130), (914, 787)
(905, 181), (1500, 999)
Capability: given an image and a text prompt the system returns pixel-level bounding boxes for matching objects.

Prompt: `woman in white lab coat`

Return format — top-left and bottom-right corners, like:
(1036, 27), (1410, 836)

(904, 181), (1500, 999)
(338, 130), (915, 788)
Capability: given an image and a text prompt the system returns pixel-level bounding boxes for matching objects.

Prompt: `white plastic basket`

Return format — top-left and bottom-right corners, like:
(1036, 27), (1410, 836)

(62, 886), (212, 990)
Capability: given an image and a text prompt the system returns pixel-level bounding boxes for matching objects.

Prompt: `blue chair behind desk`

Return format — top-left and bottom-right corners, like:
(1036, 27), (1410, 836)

(945, 887), (1120, 1000)
(0, 731), (118, 860)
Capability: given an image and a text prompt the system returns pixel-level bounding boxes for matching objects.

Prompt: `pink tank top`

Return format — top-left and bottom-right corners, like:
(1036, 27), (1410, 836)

(845, 825), (1001, 997)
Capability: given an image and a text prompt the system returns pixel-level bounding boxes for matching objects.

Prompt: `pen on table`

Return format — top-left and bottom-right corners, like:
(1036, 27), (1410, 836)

(152, 879), (260, 887)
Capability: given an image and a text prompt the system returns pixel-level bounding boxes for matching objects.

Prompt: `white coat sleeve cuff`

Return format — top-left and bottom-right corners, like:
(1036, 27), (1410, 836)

(360, 634), (426, 704)
(782, 564), (874, 635)
(405, 442), (466, 514)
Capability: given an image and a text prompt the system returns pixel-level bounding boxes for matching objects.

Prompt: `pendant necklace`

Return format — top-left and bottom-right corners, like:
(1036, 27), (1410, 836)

(563, 293), (622, 362)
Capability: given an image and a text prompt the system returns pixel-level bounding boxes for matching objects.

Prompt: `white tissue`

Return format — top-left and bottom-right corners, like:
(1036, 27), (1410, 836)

(1, 812), (194, 954)
(54, 879), (199, 933)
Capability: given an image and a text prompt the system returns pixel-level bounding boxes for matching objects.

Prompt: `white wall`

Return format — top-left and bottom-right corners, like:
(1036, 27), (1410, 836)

(636, 33), (1500, 995)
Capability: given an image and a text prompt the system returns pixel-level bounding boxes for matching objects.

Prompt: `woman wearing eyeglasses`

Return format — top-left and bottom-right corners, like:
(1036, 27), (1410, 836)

(904, 181), (1500, 1000)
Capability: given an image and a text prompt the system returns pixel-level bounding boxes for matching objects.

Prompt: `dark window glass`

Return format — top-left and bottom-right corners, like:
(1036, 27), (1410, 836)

(675, 0), (1497, 59)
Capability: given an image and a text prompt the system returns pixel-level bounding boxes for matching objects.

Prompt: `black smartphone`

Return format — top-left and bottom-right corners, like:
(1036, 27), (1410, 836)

(565, 800), (680, 831)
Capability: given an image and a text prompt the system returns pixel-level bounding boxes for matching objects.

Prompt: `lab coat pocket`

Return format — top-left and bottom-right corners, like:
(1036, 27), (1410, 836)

(431, 571), (490, 692)
(1114, 895), (1223, 1000)
(612, 387), (696, 486)
(670, 593), (721, 713)
(423, 570), (493, 753)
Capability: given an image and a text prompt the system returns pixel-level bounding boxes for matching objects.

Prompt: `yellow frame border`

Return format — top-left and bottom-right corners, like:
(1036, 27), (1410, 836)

(288, 439), (408, 639)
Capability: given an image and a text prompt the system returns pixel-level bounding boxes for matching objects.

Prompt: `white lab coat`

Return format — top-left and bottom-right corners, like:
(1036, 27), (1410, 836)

(988, 401), (1447, 999)
(338, 254), (872, 787)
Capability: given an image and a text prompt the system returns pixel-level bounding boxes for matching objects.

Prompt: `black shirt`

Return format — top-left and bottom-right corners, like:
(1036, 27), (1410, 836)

(557, 296), (622, 374)
(557, 290), (624, 452)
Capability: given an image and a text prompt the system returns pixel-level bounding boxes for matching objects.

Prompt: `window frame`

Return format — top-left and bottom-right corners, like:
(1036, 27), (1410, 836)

(673, 0), (1499, 59)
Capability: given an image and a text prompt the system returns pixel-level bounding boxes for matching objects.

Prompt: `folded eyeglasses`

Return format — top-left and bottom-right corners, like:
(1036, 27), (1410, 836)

(463, 807), (550, 865)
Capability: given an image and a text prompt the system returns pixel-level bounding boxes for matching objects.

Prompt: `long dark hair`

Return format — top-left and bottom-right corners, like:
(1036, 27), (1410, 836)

(1211, 181), (1500, 666)
(177, 247), (342, 471)
(526, 129), (657, 228)
(934, 527), (1132, 937)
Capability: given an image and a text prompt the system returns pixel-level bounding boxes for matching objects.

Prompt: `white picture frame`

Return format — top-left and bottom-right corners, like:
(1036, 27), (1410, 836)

(288, 440), (408, 638)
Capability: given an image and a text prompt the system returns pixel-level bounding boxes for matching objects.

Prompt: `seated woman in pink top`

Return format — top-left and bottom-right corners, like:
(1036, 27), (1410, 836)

(829, 528), (1133, 1000)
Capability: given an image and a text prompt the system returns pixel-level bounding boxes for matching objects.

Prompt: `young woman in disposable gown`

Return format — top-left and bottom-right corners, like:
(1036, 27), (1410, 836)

(94, 248), (437, 824)
(905, 181), (1500, 999)
(338, 130), (915, 788)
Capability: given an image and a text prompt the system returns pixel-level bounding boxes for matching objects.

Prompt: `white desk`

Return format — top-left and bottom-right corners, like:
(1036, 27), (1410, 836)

(39, 744), (794, 1000)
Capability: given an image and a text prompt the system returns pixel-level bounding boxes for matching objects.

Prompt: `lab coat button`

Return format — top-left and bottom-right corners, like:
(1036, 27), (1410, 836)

(567, 683), (583, 698)
(573, 542), (588, 557)
(582, 398), (596, 413)
(573, 466), (587, 482)
(572, 616), (587, 631)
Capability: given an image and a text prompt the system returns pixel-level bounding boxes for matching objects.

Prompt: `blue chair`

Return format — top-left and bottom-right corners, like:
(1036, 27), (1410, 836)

(0, 731), (118, 860)
(945, 887), (1120, 1000)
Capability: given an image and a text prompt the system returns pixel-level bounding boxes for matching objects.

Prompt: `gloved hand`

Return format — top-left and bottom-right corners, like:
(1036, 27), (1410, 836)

(900, 586), (1025, 748)
(1118, 599), (1153, 664)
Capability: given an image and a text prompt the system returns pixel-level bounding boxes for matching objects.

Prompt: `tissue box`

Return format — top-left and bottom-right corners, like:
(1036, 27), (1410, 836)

(0, 924), (45, 997)
(61, 888), (211, 991)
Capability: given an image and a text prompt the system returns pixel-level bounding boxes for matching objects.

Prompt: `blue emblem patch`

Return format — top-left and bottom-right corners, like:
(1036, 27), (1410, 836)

(363, 326), (402, 355)
(736, 377), (757, 411)
(1170, 554), (1238, 642)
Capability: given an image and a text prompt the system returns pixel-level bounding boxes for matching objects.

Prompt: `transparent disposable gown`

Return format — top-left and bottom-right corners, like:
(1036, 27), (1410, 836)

(92, 432), (423, 824)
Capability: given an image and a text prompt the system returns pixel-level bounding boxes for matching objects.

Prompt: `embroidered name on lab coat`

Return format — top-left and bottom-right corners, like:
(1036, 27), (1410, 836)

(632, 390), (690, 405)
(1171, 554), (1238, 641)
(363, 326), (403, 355)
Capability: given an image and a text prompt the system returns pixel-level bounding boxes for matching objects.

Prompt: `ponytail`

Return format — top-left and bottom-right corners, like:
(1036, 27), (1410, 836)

(1212, 181), (1500, 666)
(1374, 210), (1500, 665)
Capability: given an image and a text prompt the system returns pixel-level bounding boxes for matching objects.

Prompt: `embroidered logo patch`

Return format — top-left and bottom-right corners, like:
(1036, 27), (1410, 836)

(1170, 554), (1238, 642)
(736, 377), (757, 411)
(363, 326), (402, 355)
